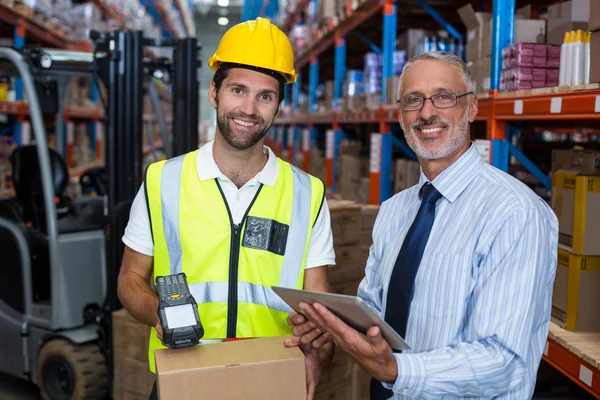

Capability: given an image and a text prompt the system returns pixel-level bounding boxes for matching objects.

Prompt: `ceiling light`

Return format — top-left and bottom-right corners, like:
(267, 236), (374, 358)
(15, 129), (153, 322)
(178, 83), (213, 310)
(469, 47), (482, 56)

(218, 17), (229, 25)
(217, 0), (229, 6)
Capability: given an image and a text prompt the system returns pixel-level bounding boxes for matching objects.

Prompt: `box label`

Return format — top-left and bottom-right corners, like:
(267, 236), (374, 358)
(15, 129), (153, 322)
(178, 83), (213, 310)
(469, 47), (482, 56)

(514, 100), (523, 114)
(302, 129), (310, 151)
(474, 139), (491, 164)
(370, 134), (381, 173)
(326, 130), (334, 159)
(579, 365), (593, 387)
(550, 97), (562, 114)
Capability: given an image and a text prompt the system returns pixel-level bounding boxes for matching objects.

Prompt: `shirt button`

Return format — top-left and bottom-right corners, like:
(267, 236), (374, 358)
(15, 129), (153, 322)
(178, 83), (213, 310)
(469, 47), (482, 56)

(402, 389), (408, 394)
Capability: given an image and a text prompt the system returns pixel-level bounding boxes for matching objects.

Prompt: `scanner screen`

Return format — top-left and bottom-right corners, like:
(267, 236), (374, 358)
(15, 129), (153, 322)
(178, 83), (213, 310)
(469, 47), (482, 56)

(164, 304), (196, 329)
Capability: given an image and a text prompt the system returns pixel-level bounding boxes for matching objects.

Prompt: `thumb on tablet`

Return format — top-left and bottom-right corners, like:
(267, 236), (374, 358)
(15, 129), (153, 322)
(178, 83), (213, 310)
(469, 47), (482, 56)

(367, 326), (383, 341)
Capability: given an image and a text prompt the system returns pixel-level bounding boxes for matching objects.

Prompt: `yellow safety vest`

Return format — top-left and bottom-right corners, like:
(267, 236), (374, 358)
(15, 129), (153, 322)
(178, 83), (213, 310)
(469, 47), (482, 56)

(144, 149), (325, 372)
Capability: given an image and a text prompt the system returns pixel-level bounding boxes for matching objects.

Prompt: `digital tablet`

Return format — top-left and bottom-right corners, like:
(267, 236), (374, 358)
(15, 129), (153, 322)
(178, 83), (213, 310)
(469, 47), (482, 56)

(272, 286), (410, 351)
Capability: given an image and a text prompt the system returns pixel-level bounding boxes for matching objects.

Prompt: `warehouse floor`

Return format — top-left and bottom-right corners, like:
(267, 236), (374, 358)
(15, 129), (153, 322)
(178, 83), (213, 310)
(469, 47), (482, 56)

(0, 373), (40, 400)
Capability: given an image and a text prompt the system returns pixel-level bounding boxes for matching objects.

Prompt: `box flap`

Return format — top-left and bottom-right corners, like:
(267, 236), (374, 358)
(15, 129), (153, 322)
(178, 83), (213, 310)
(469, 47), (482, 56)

(155, 336), (304, 374)
(515, 5), (531, 19)
(457, 3), (490, 29)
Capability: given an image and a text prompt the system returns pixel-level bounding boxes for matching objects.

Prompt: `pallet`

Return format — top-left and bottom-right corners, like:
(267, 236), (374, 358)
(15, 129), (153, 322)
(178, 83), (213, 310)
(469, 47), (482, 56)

(549, 322), (600, 370)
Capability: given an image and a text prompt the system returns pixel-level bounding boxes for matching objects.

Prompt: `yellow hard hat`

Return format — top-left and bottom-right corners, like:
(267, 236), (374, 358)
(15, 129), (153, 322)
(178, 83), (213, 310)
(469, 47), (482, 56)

(208, 17), (297, 84)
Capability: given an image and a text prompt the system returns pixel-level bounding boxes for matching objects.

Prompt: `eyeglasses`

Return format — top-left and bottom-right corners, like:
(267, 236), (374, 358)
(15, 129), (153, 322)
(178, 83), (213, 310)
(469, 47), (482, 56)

(397, 92), (473, 111)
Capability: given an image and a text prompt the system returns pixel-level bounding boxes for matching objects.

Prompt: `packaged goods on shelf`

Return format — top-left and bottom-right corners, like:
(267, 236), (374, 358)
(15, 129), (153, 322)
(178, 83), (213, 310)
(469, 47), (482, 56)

(552, 247), (600, 332)
(552, 167), (600, 256)
(67, 2), (104, 41)
(547, 0), (590, 44)
(23, 0), (53, 17)
(499, 42), (562, 91)
(343, 70), (365, 110)
(457, 3), (491, 62)
(559, 30), (591, 85)
(289, 24), (310, 54)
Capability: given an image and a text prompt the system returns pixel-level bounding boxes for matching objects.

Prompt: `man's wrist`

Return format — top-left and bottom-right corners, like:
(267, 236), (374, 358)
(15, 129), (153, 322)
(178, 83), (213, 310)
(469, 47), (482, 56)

(381, 353), (399, 383)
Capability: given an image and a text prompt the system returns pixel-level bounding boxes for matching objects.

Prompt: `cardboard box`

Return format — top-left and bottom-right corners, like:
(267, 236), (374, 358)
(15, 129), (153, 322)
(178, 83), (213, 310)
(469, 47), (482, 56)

(396, 29), (426, 60)
(591, 0), (600, 31)
(551, 149), (574, 172)
(394, 158), (421, 193)
(123, 357), (154, 397)
(482, 20), (546, 57)
(385, 75), (401, 105)
(155, 336), (306, 400)
(590, 31), (600, 82)
(552, 247), (600, 332)
(351, 363), (371, 400)
(547, 0), (590, 44)
(329, 200), (362, 245)
(457, 4), (491, 62)
(328, 244), (369, 286)
(552, 170), (600, 255)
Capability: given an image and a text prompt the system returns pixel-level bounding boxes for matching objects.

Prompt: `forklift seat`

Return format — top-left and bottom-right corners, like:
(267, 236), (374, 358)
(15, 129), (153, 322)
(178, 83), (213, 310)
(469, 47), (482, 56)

(9, 145), (105, 234)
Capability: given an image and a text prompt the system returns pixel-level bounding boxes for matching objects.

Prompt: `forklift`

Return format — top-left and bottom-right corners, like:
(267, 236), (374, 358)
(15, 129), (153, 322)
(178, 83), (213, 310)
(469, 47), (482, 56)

(0, 30), (200, 399)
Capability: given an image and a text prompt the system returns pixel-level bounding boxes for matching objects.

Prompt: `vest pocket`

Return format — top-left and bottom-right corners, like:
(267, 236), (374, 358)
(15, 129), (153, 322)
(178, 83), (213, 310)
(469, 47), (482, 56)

(242, 216), (289, 256)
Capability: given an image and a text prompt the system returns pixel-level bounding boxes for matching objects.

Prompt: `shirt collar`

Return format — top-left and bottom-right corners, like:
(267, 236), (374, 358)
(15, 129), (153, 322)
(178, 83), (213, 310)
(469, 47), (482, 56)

(418, 142), (484, 203)
(196, 140), (279, 187)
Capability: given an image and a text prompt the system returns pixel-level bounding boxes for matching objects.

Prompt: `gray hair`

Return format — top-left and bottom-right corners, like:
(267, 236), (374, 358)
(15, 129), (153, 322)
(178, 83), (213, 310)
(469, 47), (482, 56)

(397, 51), (476, 99)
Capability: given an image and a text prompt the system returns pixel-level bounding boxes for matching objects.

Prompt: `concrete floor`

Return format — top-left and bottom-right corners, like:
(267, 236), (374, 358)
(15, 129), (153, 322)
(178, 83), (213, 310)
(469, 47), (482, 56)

(0, 373), (40, 400)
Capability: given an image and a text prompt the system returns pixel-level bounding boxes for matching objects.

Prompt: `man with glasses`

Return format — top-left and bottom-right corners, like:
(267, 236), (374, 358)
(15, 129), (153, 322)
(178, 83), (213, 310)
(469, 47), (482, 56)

(288, 51), (558, 399)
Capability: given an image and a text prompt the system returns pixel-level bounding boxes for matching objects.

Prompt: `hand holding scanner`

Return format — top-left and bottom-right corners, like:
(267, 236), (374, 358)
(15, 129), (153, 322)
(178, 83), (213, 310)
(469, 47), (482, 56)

(155, 273), (204, 348)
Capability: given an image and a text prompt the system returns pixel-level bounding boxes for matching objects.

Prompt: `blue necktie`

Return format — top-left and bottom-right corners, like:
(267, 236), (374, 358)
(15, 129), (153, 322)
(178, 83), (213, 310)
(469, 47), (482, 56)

(370, 182), (443, 400)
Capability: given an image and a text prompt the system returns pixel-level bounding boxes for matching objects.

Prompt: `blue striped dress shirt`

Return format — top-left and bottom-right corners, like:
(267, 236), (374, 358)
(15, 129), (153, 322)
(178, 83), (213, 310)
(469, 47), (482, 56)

(358, 142), (559, 399)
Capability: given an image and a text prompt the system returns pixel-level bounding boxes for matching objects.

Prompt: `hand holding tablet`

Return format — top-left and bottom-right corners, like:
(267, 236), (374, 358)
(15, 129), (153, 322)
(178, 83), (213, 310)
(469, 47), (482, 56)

(272, 286), (410, 351)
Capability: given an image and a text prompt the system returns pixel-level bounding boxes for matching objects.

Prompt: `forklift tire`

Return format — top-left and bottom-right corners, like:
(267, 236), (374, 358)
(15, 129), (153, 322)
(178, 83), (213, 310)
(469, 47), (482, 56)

(36, 338), (108, 400)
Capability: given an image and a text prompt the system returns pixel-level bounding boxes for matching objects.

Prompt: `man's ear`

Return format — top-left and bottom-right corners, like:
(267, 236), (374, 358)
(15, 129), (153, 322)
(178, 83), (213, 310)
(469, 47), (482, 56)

(468, 95), (478, 123)
(208, 81), (218, 109)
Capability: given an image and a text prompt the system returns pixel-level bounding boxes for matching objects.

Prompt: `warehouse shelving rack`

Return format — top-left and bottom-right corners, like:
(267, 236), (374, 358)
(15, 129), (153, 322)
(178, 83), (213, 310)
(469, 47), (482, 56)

(271, 0), (600, 203)
(0, 0), (195, 198)
(271, 0), (600, 397)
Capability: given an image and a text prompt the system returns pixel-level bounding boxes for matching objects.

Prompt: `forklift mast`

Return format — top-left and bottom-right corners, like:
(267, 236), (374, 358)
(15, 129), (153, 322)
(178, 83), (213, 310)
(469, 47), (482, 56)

(89, 30), (201, 388)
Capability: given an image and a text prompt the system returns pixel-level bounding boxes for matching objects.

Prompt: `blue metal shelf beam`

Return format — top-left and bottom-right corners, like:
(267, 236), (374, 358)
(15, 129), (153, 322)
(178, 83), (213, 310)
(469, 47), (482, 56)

(353, 31), (382, 54)
(391, 134), (417, 161)
(416, 0), (462, 40)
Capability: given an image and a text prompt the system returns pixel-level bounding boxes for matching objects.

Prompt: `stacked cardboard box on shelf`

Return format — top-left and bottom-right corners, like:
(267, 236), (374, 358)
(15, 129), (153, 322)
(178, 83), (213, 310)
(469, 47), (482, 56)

(547, 0), (590, 45)
(314, 198), (379, 399)
(337, 141), (370, 204)
(394, 158), (420, 194)
(550, 148), (600, 332)
(112, 309), (154, 400)
(589, 0), (600, 82)
(459, 5), (547, 93)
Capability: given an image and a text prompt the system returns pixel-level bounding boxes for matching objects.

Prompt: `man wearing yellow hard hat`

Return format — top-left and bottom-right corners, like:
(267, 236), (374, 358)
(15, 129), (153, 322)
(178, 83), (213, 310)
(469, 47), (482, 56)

(117, 17), (336, 399)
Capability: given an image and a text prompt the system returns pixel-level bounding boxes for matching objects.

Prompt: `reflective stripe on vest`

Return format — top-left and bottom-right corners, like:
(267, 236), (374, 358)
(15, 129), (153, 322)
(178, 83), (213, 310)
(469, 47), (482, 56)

(189, 281), (291, 313)
(158, 157), (312, 299)
(161, 154), (184, 274)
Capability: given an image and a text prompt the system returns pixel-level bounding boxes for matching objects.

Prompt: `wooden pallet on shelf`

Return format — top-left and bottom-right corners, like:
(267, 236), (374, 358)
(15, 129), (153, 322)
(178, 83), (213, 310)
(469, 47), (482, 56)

(545, 322), (600, 398)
